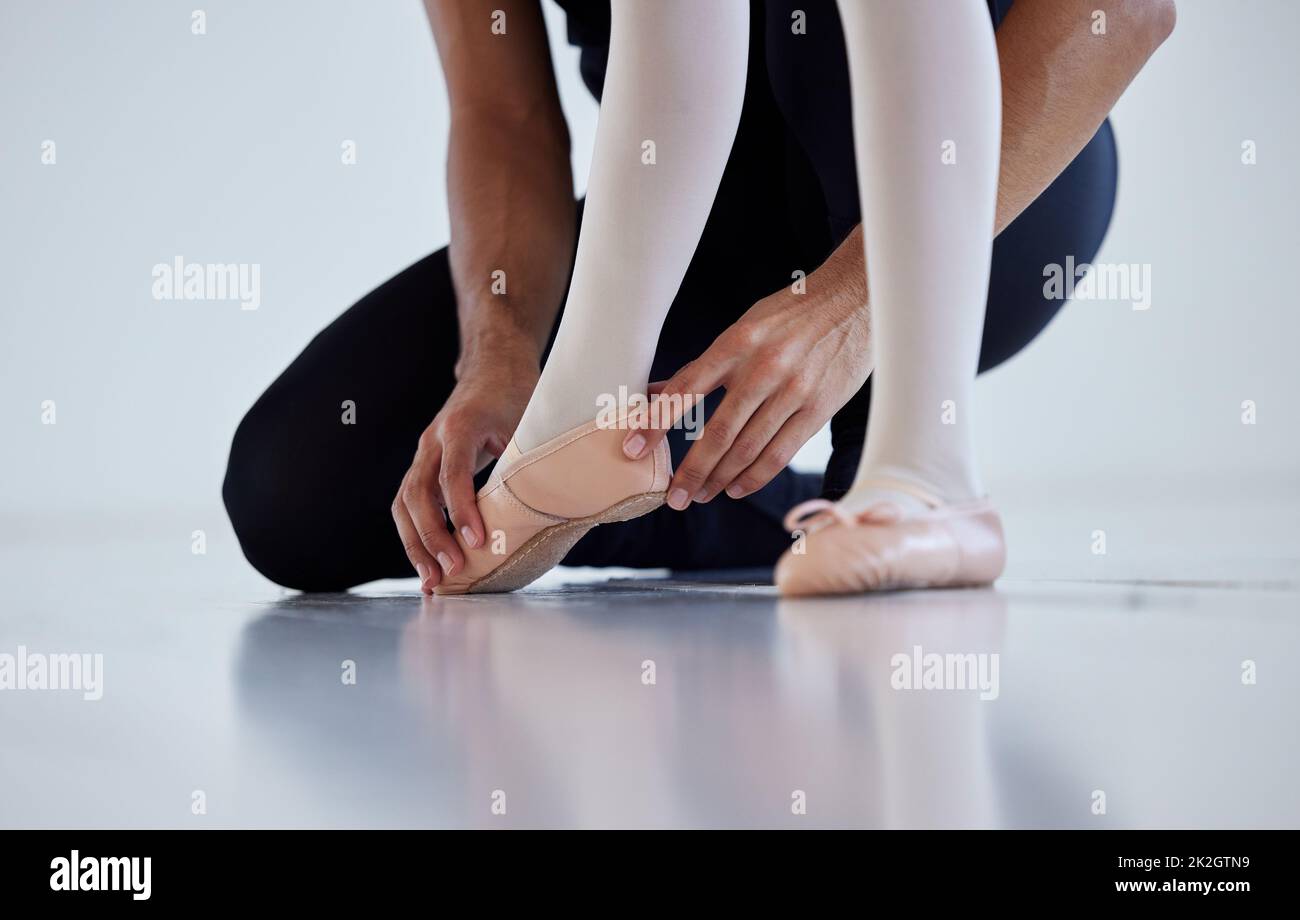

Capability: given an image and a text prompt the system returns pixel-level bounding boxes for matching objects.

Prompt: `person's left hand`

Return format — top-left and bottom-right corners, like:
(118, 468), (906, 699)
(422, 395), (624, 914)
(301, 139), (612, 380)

(622, 283), (874, 509)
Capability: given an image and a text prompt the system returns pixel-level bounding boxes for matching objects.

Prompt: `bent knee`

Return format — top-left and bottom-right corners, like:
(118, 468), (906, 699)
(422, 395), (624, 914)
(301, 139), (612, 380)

(222, 403), (350, 592)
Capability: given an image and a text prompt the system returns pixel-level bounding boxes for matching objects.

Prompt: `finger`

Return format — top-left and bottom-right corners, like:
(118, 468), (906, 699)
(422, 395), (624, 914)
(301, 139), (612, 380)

(728, 410), (822, 499)
(695, 396), (798, 504)
(439, 435), (486, 550)
(623, 360), (725, 461)
(402, 468), (465, 579)
(667, 379), (769, 510)
(391, 486), (441, 594)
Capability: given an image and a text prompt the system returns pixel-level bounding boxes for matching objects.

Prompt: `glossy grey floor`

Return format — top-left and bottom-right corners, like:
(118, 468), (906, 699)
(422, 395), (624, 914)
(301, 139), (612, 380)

(2, 484), (1298, 828)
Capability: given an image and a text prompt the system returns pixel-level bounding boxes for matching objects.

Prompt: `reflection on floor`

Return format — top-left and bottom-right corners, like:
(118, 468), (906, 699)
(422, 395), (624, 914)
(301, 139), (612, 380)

(2, 489), (1298, 828)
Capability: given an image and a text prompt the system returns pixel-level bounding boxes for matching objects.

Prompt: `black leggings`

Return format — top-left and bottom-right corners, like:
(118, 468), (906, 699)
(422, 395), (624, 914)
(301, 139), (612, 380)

(223, 9), (1117, 591)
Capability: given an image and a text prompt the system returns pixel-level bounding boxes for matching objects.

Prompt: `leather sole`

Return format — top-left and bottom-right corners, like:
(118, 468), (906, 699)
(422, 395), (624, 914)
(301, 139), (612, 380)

(437, 491), (667, 595)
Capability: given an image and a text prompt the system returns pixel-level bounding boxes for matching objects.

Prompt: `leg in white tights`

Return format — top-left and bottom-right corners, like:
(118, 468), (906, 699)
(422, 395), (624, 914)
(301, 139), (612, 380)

(836, 0), (1001, 511)
(512, 0), (750, 452)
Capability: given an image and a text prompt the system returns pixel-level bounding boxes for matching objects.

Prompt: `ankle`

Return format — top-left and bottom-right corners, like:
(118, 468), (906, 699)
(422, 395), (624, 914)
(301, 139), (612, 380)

(843, 466), (982, 511)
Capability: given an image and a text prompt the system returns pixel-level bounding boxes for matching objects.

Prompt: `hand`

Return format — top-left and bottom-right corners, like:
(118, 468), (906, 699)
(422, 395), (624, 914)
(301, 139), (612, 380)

(623, 285), (873, 508)
(392, 347), (538, 593)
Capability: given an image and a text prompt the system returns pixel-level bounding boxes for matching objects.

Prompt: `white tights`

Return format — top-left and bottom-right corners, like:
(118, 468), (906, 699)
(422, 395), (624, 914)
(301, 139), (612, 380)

(838, 0), (1001, 508)
(513, 0), (750, 452)
(515, 0), (1001, 513)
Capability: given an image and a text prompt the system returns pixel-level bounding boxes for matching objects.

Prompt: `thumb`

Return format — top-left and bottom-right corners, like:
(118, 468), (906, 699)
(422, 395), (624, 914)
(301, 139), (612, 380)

(440, 434), (488, 550)
(622, 360), (722, 460)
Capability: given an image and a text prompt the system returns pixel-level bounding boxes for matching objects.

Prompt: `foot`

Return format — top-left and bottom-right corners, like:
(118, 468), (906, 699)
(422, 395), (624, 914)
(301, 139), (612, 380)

(774, 478), (1005, 596)
(435, 415), (671, 595)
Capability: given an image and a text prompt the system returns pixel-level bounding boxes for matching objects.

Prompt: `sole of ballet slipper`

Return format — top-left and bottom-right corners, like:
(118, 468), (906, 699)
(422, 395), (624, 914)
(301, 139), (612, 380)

(777, 578), (995, 598)
(436, 491), (667, 596)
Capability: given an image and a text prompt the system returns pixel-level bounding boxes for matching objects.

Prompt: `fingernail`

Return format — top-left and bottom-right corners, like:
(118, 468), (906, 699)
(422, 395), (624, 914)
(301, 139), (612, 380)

(416, 562), (432, 586)
(667, 488), (690, 510)
(436, 552), (454, 574)
(693, 489), (710, 504)
(623, 433), (646, 459)
(726, 483), (745, 499)
(461, 525), (479, 548)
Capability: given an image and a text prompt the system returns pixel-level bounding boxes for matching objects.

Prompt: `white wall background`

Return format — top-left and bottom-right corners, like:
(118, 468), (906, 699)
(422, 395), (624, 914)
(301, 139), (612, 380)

(1, 0), (1297, 523)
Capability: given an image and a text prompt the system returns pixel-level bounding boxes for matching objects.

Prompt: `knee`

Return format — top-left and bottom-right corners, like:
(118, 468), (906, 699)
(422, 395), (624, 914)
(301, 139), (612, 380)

(222, 398), (339, 592)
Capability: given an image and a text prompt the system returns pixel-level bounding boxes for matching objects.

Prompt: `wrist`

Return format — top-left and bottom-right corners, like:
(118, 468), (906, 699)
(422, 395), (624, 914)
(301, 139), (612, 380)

(812, 226), (869, 313)
(455, 323), (543, 384)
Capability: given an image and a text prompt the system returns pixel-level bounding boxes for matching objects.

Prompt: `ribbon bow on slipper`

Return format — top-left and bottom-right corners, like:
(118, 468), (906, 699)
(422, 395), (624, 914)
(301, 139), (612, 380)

(782, 498), (905, 534)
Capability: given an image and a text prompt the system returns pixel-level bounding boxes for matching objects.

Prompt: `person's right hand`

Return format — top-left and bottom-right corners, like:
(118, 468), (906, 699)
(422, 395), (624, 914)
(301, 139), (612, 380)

(392, 350), (539, 594)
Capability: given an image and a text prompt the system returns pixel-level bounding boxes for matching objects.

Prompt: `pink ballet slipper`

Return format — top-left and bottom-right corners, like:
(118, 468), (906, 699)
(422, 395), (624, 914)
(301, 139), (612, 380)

(437, 416), (671, 595)
(775, 479), (1006, 596)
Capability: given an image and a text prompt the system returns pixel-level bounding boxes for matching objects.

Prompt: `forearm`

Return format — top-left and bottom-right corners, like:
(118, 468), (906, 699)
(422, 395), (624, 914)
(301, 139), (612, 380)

(446, 109), (574, 376)
(807, 0), (1174, 302)
(995, 0), (1174, 230)
(425, 0), (574, 376)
